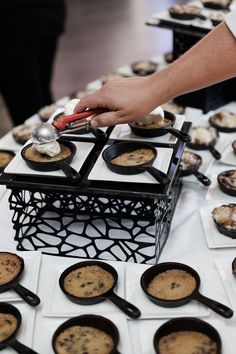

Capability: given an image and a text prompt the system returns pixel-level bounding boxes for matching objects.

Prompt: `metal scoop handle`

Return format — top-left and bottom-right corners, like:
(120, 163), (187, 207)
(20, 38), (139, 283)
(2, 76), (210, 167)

(53, 111), (96, 131)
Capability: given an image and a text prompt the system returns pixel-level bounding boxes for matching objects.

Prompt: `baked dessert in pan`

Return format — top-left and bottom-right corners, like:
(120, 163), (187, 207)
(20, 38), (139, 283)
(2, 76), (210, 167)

(209, 111), (236, 132)
(209, 10), (228, 26)
(0, 150), (15, 172)
(217, 170), (236, 196)
(212, 204), (236, 238)
(131, 60), (158, 76)
(164, 52), (174, 64)
(23, 143), (71, 163)
(180, 151), (202, 172)
(168, 5), (206, 20)
(161, 101), (184, 115)
(12, 123), (39, 145)
(38, 104), (58, 122)
(201, 0), (231, 10)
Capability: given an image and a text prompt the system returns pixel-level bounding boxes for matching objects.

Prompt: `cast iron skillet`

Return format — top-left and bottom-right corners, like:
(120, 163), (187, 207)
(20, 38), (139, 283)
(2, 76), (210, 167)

(102, 141), (170, 185)
(0, 302), (38, 353)
(217, 170), (236, 196)
(59, 260), (141, 319)
(140, 262), (233, 318)
(129, 111), (191, 142)
(21, 139), (80, 182)
(0, 252), (40, 307)
(202, 0), (231, 10)
(213, 203), (236, 238)
(232, 140), (236, 155)
(180, 151), (211, 186)
(209, 113), (236, 133)
(52, 314), (121, 354)
(187, 129), (221, 160)
(153, 317), (222, 354)
(0, 150), (15, 173)
(169, 6), (207, 20)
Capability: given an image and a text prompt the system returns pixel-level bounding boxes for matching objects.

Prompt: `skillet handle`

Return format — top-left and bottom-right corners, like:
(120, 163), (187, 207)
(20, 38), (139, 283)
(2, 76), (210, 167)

(195, 13), (207, 20)
(59, 161), (81, 182)
(142, 165), (170, 185)
(12, 283), (40, 307)
(89, 126), (108, 140)
(108, 292), (141, 319)
(208, 145), (221, 160)
(164, 127), (191, 142)
(9, 338), (38, 353)
(196, 292), (233, 318)
(193, 170), (211, 186)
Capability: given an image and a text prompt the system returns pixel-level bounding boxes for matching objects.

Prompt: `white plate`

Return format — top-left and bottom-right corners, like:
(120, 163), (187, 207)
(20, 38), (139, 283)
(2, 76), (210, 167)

(206, 174), (236, 203)
(109, 115), (185, 145)
(0, 250), (41, 302)
(42, 259), (126, 317)
(137, 318), (234, 354)
(125, 263), (210, 319)
(4, 141), (94, 177)
(200, 203), (236, 248)
(215, 257), (236, 311)
(220, 142), (236, 167)
(33, 313), (133, 354)
(3, 303), (36, 353)
(88, 146), (173, 184)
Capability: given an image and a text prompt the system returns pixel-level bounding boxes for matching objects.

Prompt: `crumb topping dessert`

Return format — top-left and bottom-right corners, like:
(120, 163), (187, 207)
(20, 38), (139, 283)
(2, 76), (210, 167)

(209, 10), (227, 23)
(55, 325), (114, 354)
(158, 331), (217, 354)
(180, 151), (202, 171)
(131, 60), (157, 75)
(212, 204), (236, 231)
(0, 152), (14, 169)
(218, 170), (236, 190)
(0, 313), (18, 342)
(63, 265), (114, 297)
(111, 148), (155, 166)
(190, 127), (217, 145)
(135, 114), (171, 129)
(147, 269), (197, 300)
(210, 111), (236, 128)
(161, 102), (184, 115)
(0, 253), (22, 285)
(169, 5), (201, 15)
(38, 104), (58, 122)
(12, 123), (39, 145)
(24, 143), (71, 163)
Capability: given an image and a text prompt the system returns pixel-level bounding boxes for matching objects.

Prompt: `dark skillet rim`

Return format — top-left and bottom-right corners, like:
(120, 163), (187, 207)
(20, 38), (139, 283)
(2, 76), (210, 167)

(0, 150), (16, 172)
(180, 151), (202, 176)
(202, 0), (231, 10)
(0, 252), (24, 293)
(21, 139), (76, 171)
(131, 60), (158, 76)
(52, 314), (120, 354)
(232, 140), (236, 154)
(209, 115), (236, 133)
(59, 260), (118, 303)
(0, 302), (21, 348)
(212, 203), (236, 239)
(153, 317), (222, 354)
(140, 262), (200, 305)
(217, 170), (236, 197)
(129, 111), (176, 138)
(232, 257), (236, 277)
(102, 141), (157, 170)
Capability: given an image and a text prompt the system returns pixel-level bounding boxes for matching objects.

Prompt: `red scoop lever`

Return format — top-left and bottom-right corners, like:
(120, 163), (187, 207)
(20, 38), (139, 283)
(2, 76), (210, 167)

(52, 110), (97, 131)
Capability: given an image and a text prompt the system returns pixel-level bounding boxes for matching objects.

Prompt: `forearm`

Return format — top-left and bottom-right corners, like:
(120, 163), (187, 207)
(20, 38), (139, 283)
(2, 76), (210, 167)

(149, 22), (236, 105)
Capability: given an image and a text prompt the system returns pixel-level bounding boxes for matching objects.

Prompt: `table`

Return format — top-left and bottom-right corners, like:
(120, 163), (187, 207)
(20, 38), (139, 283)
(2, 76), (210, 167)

(0, 102), (236, 353)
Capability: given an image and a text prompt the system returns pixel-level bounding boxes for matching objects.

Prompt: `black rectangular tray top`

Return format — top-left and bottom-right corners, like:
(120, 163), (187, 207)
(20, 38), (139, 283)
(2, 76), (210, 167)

(0, 122), (191, 200)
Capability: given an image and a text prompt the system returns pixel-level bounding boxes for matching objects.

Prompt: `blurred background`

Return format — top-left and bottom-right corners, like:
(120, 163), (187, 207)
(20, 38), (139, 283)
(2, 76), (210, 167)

(0, 0), (180, 136)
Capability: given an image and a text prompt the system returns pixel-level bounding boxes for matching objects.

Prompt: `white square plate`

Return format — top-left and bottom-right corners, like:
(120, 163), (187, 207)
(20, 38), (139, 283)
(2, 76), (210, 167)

(33, 313), (133, 354)
(220, 142), (236, 167)
(42, 259), (126, 317)
(0, 250), (41, 302)
(3, 303), (36, 354)
(200, 203), (236, 248)
(88, 146), (173, 184)
(125, 263), (210, 319)
(109, 115), (184, 145)
(215, 256), (236, 310)
(205, 174), (236, 203)
(137, 318), (234, 354)
(4, 141), (94, 177)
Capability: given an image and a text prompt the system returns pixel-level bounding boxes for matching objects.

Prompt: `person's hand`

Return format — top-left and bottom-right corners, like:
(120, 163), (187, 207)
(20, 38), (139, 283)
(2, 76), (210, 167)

(74, 76), (160, 128)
